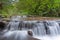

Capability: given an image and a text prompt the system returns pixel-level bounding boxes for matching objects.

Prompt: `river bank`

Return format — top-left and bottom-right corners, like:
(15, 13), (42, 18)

(2, 17), (60, 22)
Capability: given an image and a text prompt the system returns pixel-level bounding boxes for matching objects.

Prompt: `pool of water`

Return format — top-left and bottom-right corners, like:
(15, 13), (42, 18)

(34, 35), (60, 40)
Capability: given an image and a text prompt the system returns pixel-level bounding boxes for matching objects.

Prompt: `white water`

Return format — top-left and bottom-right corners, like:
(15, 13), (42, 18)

(3, 16), (60, 40)
(33, 22), (46, 36)
(33, 35), (60, 40)
(46, 21), (60, 35)
(3, 30), (28, 40)
(33, 21), (60, 40)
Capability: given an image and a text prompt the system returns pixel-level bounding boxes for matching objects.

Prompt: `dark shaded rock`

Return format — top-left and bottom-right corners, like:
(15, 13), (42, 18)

(0, 21), (6, 31)
(28, 30), (33, 36)
(27, 30), (40, 40)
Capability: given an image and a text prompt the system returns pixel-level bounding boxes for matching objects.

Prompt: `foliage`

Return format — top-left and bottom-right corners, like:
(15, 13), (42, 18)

(0, 0), (60, 17)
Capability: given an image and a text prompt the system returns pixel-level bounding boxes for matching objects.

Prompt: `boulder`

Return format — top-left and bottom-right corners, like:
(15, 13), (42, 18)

(28, 30), (33, 36)
(0, 21), (6, 31)
(27, 30), (40, 40)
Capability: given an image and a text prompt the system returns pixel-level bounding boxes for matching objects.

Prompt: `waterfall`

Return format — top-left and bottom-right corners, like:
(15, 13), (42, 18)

(32, 21), (46, 36)
(7, 21), (20, 30)
(32, 21), (60, 40)
(19, 21), (60, 36)
(46, 21), (60, 36)
(1, 16), (60, 40)
(7, 16), (21, 30)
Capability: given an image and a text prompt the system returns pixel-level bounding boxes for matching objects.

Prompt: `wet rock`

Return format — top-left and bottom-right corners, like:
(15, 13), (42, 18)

(27, 36), (40, 40)
(27, 30), (40, 40)
(0, 21), (6, 31)
(28, 30), (33, 36)
(36, 21), (41, 23)
(19, 21), (35, 30)
(25, 23), (34, 29)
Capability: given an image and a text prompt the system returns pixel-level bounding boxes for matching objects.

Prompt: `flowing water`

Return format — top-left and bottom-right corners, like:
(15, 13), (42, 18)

(1, 16), (60, 40)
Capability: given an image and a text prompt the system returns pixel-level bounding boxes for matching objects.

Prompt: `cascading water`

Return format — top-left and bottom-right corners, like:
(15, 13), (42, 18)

(3, 31), (29, 40)
(2, 16), (40, 40)
(46, 21), (60, 36)
(32, 21), (46, 36)
(7, 16), (21, 30)
(19, 20), (60, 40)
(32, 21), (60, 40)
(1, 16), (60, 40)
